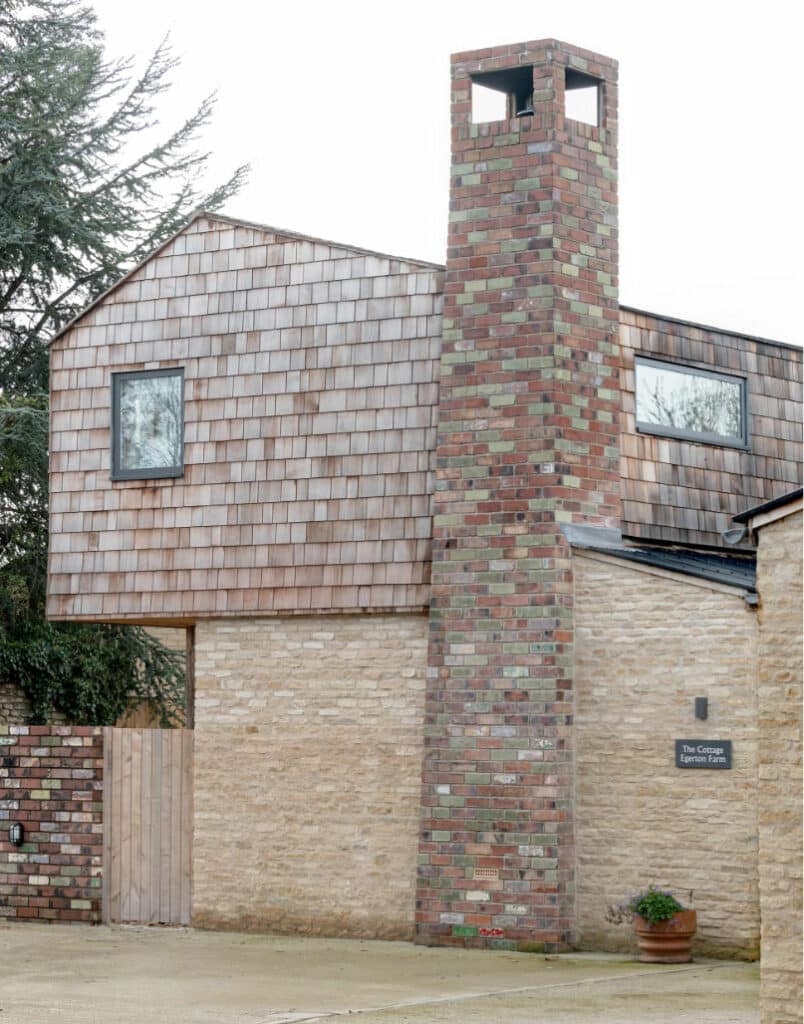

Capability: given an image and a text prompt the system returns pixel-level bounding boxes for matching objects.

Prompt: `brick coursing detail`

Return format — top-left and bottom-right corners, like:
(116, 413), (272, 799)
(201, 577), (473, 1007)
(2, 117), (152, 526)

(755, 510), (803, 1023)
(0, 726), (103, 923)
(417, 40), (621, 950)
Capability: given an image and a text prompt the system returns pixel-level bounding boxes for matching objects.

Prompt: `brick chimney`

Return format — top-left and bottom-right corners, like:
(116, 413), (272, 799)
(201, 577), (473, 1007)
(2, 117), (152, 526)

(417, 40), (621, 950)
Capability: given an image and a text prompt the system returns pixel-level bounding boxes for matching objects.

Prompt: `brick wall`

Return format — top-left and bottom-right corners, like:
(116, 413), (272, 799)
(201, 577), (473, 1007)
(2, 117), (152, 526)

(192, 614), (427, 937)
(0, 726), (103, 923)
(417, 40), (621, 950)
(573, 552), (759, 958)
(755, 509), (803, 1023)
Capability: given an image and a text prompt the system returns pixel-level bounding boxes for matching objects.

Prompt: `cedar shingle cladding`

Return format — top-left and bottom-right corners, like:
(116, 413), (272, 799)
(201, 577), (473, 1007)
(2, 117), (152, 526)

(620, 308), (802, 547)
(48, 215), (443, 622)
(48, 216), (803, 623)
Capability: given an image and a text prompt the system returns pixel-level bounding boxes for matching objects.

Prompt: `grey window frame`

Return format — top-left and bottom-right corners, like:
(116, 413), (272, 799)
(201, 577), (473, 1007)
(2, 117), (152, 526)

(111, 367), (185, 481)
(634, 356), (749, 449)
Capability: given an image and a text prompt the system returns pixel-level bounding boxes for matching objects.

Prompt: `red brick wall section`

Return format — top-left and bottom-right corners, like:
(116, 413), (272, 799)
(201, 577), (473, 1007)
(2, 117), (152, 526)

(417, 40), (621, 951)
(0, 726), (103, 923)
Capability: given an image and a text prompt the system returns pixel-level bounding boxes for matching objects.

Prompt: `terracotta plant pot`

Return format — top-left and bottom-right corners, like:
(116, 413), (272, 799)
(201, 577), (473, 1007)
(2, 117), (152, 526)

(633, 910), (697, 963)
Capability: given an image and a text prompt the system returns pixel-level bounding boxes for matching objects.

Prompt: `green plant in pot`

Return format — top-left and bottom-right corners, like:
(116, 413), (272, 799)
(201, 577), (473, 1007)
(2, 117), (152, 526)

(606, 886), (697, 963)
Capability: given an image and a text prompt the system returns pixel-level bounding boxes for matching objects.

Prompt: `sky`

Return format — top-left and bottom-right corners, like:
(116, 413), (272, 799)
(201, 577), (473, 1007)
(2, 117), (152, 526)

(89, 0), (800, 345)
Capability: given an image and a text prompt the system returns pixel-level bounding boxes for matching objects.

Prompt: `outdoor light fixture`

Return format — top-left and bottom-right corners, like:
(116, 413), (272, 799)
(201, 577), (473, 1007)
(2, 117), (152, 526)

(695, 697), (708, 721)
(9, 822), (24, 847)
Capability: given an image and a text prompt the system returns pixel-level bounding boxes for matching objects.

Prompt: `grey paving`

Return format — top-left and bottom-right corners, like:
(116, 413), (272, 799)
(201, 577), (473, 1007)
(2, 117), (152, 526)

(0, 923), (759, 1024)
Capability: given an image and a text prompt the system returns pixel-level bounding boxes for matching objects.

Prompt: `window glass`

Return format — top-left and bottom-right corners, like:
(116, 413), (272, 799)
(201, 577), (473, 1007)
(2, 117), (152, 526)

(635, 358), (746, 446)
(113, 369), (183, 479)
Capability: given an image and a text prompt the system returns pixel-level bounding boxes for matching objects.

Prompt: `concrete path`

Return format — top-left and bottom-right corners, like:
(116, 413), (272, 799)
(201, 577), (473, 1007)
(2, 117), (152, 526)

(0, 923), (759, 1024)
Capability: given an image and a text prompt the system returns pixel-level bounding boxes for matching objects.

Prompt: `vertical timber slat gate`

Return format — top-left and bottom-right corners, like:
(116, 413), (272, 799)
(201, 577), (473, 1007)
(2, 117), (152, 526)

(102, 728), (193, 925)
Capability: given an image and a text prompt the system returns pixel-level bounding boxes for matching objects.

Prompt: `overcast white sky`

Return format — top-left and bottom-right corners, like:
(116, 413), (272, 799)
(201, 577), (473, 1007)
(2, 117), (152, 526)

(90, 0), (800, 344)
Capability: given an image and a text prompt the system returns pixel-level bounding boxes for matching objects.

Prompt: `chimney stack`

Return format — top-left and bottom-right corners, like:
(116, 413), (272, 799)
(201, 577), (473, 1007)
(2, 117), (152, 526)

(418, 40), (621, 950)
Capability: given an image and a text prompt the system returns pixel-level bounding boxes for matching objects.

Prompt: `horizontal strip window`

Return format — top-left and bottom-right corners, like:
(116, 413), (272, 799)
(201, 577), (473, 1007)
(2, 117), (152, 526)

(111, 368), (184, 480)
(634, 357), (748, 448)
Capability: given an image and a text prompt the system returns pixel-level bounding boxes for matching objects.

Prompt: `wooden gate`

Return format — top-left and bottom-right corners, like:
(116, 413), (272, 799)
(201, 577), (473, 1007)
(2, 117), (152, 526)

(102, 728), (193, 925)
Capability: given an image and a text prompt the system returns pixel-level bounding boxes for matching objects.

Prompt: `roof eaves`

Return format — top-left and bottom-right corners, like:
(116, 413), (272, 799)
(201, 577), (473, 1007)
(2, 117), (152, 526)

(562, 523), (756, 593)
(733, 487), (804, 524)
(619, 304), (802, 354)
(199, 210), (447, 272)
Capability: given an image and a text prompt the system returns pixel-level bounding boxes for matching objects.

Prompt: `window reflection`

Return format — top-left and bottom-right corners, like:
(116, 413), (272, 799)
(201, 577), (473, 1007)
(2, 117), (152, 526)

(635, 359), (745, 445)
(119, 373), (182, 471)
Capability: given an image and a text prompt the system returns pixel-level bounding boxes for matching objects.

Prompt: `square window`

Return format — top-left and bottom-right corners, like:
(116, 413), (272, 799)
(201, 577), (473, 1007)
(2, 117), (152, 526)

(111, 368), (184, 480)
(635, 357), (748, 448)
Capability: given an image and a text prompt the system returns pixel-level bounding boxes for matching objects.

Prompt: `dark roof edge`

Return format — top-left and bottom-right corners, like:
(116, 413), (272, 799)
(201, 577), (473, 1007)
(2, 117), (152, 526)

(733, 487), (804, 524)
(200, 211), (446, 272)
(46, 209), (799, 351)
(575, 546), (756, 593)
(563, 524), (756, 592)
(619, 304), (801, 354)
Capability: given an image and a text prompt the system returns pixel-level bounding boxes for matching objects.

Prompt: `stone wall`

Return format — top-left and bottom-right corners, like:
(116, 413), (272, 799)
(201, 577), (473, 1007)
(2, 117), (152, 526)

(146, 627), (187, 653)
(755, 509), (803, 1023)
(0, 725), (103, 922)
(573, 552), (760, 958)
(0, 682), (32, 725)
(192, 613), (427, 937)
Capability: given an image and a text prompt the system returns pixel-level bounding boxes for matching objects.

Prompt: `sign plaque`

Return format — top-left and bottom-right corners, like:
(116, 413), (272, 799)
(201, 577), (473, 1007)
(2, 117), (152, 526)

(675, 740), (732, 769)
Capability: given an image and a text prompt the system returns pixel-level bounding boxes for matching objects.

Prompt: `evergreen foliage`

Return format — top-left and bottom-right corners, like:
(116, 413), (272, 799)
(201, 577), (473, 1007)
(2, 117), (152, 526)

(0, 0), (247, 724)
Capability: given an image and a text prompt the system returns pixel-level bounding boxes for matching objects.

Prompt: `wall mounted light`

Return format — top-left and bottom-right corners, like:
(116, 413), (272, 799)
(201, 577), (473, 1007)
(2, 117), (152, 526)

(695, 697), (708, 721)
(9, 822), (24, 847)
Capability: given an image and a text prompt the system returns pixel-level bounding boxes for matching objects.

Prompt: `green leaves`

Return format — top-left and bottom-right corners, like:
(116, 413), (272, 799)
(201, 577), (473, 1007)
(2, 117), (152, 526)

(0, 393), (187, 725)
(0, 0), (248, 394)
(629, 886), (685, 925)
(0, 620), (186, 726)
(0, 397), (48, 619)
(0, 0), (240, 725)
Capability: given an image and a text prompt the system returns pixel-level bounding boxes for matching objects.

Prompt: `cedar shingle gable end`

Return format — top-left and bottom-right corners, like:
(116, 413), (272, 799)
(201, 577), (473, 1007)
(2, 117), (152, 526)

(49, 210), (445, 350)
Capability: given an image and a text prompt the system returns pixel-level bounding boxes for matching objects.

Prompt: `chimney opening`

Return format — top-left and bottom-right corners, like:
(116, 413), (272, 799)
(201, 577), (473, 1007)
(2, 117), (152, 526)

(565, 68), (601, 126)
(470, 66), (534, 123)
(471, 80), (508, 123)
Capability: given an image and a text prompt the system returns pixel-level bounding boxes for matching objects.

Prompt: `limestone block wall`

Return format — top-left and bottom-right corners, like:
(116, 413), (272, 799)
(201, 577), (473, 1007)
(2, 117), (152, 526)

(146, 627), (187, 653)
(573, 553), (760, 958)
(0, 683), (67, 727)
(755, 509), (802, 1024)
(192, 613), (427, 937)
(0, 682), (32, 725)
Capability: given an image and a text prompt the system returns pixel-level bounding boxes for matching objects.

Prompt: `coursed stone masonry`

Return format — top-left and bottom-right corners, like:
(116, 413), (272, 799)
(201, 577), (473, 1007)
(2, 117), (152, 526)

(573, 552), (759, 958)
(755, 509), (803, 1024)
(0, 682), (32, 725)
(192, 614), (427, 937)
